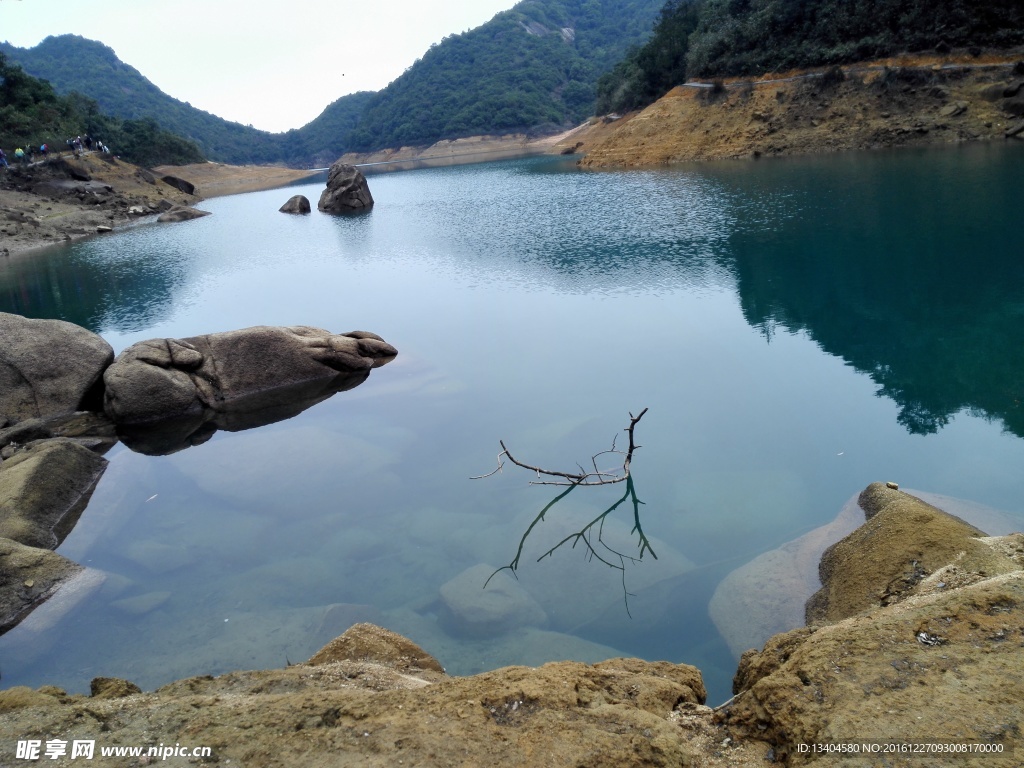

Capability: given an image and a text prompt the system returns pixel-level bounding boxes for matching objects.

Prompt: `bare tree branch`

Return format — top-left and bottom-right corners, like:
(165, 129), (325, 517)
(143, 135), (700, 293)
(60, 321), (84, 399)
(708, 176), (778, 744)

(472, 408), (648, 486)
(474, 409), (655, 615)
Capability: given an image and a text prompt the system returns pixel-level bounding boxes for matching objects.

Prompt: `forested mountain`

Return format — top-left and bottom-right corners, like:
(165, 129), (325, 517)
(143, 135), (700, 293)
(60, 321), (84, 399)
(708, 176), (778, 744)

(0, 51), (203, 167)
(2, 0), (666, 165)
(346, 0), (666, 151)
(598, 0), (1024, 114)
(0, 36), (282, 164)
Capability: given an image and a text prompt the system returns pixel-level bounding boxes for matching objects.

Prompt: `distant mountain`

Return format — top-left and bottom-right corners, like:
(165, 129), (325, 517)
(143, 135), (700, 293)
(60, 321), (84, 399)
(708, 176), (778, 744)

(0, 35), (283, 165)
(346, 0), (667, 151)
(3, 0), (666, 165)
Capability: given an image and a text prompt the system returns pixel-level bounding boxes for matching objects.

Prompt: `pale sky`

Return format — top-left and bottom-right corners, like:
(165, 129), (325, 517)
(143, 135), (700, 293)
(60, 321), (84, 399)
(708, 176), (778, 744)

(0, 0), (520, 132)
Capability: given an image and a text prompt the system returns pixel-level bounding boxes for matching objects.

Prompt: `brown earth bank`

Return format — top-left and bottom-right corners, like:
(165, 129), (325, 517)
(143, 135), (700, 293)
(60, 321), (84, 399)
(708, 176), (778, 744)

(578, 50), (1024, 168)
(150, 163), (320, 198)
(1, 484), (1021, 767)
(0, 155), (320, 258)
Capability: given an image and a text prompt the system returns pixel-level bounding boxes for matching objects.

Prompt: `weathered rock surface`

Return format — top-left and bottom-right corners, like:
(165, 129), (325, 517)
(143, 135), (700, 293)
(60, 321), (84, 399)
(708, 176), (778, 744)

(0, 538), (83, 633)
(0, 438), (108, 550)
(308, 622), (446, 672)
(0, 312), (114, 423)
(279, 194), (311, 214)
(439, 564), (548, 638)
(806, 482), (1019, 624)
(318, 162), (374, 213)
(724, 571), (1024, 766)
(0, 624), (732, 768)
(155, 205), (211, 223)
(103, 326), (397, 431)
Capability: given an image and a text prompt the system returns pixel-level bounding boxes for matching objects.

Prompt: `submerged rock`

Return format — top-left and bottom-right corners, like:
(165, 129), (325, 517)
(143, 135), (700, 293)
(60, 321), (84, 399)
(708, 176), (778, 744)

(318, 162), (373, 213)
(0, 438), (108, 550)
(438, 564), (547, 638)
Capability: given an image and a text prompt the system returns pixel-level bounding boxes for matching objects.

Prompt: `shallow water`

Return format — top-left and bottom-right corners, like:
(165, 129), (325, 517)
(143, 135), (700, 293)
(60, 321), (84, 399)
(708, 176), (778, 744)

(1, 144), (1022, 703)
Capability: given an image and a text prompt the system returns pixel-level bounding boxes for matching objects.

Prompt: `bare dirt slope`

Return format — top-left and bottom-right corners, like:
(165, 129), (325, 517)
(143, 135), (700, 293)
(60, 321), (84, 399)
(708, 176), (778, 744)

(578, 53), (1024, 168)
(151, 163), (320, 197)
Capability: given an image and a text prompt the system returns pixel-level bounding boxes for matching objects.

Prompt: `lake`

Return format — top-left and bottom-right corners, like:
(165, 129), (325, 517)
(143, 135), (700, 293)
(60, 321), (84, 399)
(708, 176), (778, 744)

(1, 144), (1022, 704)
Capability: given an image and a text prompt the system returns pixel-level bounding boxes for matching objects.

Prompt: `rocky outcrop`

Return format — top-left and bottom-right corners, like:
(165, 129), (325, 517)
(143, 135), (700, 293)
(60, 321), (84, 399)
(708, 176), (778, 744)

(308, 622), (446, 672)
(318, 162), (373, 213)
(0, 312), (113, 423)
(155, 205), (211, 223)
(806, 482), (1020, 623)
(103, 326), (397, 430)
(278, 194), (311, 214)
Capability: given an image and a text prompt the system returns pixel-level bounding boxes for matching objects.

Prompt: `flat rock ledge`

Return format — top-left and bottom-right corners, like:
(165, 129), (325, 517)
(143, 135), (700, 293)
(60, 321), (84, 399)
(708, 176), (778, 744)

(1, 487), (1021, 766)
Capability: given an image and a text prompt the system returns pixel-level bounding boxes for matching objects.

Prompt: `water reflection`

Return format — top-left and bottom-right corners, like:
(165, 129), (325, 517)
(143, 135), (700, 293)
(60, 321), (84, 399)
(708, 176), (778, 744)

(722, 145), (1024, 437)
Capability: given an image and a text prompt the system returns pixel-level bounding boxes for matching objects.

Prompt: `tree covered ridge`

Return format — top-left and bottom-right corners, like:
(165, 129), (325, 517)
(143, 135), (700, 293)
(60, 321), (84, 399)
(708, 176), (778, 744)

(1, 0), (666, 164)
(0, 51), (203, 167)
(598, 0), (1024, 114)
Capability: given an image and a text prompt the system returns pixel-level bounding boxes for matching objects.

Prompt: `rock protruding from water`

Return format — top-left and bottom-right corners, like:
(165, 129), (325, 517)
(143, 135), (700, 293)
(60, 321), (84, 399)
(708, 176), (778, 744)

(318, 162), (373, 213)
(0, 538), (84, 634)
(103, 326), (397, 430)
(156, 206), (211, 223)
(0, 312), (113, 423)
(806, 482), (1020, 624)
(279, 194), (311, 214)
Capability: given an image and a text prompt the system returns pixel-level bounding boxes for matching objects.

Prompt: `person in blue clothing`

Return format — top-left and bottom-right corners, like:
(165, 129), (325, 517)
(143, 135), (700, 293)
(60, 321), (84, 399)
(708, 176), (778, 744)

(0, 148), (8, 168)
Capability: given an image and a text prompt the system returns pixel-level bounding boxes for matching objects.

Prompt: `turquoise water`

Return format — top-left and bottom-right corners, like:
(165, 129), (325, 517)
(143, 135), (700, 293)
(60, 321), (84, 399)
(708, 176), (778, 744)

(1, 144), (1022, 704)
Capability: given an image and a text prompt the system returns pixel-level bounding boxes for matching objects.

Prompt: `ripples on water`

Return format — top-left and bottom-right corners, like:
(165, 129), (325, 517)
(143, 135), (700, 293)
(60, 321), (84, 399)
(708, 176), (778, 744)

(1, 146), (1022, 704)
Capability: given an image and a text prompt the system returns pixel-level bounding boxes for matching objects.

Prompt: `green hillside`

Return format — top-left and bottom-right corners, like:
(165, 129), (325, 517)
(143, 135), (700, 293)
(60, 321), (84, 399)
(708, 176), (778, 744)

(347, 0), (666, 151)
(0, 51), (203, 167)
(3, 0), (665, 165)
(0, 36), (283, 164)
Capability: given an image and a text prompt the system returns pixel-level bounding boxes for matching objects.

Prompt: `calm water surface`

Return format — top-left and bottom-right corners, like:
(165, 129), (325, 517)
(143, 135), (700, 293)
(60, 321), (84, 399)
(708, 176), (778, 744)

(1, 145), (1022, 703)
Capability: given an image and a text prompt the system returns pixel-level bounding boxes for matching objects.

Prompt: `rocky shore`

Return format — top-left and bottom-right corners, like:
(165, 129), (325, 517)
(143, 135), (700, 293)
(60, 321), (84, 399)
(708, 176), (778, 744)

(1, 465), (1020, 764)
(0, 155), (319, 258)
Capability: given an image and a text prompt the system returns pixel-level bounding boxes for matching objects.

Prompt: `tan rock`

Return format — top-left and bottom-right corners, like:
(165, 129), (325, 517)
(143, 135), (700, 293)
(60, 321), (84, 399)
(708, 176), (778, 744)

(307, 622), (446, 673)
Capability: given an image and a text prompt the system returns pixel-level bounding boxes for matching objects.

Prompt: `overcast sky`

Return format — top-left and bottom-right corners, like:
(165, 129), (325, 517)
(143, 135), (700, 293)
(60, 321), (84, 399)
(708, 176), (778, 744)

(1, 0), (520, 133)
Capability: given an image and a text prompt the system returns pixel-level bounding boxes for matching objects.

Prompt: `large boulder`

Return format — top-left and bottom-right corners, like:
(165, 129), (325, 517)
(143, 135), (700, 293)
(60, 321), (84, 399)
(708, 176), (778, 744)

(279, 194), (311, 214)
(103, 326), (396, 438)
(0, 312), (114, 423)
(0, 438), (109, 550)
(318, 162), (373, 213)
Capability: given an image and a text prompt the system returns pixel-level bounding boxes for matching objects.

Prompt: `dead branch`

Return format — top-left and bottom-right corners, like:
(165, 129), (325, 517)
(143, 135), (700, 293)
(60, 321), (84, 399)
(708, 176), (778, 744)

(471, 407), (648, 486)
(476, 409), (655, 615)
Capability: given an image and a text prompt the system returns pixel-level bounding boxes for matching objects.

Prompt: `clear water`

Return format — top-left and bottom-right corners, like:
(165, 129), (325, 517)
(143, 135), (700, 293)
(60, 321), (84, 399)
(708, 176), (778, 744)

(1, 145), (1022, 704)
